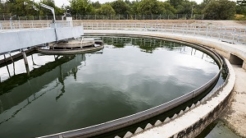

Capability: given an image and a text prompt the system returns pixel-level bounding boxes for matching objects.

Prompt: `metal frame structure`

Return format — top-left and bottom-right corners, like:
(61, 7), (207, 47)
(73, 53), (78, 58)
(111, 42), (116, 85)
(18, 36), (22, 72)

(40, 3), (56, 23)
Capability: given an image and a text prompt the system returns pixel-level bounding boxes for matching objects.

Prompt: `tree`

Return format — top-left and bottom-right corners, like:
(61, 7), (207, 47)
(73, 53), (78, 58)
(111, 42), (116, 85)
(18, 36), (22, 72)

(203, 0), (236, 19)
(159, 2), (176, 15)
(96, 4), (115, 15)
(70, 0), (94, 15)
(129, 0), (139, 15)
(111, 0), (130, 15)
(92, 1), (101, 9)
(137, 0), (164, 15)
(236, 5), (246, 15)
(4, 0), (39, 16)
(176, 1), (196, 14)
(236, 0), (246, 15)
(169, 0), (184, 8)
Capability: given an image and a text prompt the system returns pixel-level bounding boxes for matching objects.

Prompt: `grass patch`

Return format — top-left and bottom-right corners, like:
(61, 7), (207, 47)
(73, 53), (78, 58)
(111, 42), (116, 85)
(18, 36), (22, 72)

(234, 14), (246, 20)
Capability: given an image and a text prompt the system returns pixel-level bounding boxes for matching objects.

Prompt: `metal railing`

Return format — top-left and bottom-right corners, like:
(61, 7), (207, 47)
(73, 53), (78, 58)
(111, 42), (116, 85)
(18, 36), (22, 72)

(0, 20), (73, 29)
(1, 21), (245, 44)
(81, 22), (246, 45)
(0, 14), (205, 21)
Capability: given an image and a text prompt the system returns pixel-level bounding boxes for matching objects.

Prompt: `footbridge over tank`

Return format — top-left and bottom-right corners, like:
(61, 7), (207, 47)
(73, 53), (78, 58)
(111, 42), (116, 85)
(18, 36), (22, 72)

(0, 23), (84, 54)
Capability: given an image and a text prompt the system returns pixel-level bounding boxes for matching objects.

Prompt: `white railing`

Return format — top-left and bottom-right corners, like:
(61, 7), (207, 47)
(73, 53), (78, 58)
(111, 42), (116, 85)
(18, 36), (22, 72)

(0, 21), (74, 30)
(0, 21), (245, 45)
(81, 22), (246, 45)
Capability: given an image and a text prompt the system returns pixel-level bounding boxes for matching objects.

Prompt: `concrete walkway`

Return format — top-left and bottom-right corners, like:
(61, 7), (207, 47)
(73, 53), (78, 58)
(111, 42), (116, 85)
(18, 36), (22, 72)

(222, 66), (246, 138)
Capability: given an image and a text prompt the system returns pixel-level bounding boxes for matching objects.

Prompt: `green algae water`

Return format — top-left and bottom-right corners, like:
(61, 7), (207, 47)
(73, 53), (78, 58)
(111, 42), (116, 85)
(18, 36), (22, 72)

(0, 37), (220, 138)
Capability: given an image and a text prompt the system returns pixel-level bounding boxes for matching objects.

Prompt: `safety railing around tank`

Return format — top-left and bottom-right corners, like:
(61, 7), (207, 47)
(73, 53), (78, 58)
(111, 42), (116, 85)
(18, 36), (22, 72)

(0, 20), (51, 29)
(81, 22), (246, 45)
(39, 38), (224, 138)
(0, 21), (74, 29)
(1, 21), (245, 45)
(0, 14), (205, 21)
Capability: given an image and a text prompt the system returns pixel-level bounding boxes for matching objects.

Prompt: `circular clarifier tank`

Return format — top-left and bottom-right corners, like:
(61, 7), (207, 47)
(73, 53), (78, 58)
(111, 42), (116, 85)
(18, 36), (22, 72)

(0, 36), (221, 138)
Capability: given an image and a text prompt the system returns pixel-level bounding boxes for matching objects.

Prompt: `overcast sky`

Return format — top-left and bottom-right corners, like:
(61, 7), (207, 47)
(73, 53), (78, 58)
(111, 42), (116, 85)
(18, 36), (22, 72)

(47, 0), (204, 7)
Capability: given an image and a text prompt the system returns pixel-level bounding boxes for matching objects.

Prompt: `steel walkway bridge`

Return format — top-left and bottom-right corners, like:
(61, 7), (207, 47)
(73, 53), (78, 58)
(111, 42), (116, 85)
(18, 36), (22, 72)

(0, 22), (83, 55)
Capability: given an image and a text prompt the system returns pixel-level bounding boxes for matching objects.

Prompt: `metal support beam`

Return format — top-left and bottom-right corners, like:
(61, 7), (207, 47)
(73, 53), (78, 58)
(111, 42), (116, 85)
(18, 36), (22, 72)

(22, 50), (30, 76)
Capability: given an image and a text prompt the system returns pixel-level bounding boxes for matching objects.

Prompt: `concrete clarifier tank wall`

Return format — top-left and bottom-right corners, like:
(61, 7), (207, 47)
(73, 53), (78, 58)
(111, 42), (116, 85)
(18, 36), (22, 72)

(83, 30), (238, 138)
(243, 62), (246, 69)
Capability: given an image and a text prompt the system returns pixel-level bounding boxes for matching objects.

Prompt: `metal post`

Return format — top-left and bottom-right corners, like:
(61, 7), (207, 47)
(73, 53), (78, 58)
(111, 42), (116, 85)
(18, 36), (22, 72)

(9, 52), (15, 75)
(22, 50), (30, 76)
(18, 16), (21, 29)
(3, 54), (11, 77)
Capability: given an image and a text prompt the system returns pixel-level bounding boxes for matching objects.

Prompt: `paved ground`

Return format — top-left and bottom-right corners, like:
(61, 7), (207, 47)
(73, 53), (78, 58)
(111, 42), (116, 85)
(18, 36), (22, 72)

(222, 65), (246, 138)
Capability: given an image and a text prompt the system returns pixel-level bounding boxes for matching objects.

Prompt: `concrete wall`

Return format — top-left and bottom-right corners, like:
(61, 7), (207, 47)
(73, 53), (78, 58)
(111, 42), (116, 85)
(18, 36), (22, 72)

(243, 62), (246, 69)
(132, 59), (234, 138)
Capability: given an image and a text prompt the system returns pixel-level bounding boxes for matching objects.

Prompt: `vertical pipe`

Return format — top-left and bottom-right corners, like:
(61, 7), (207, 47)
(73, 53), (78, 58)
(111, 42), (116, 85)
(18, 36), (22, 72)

(9, 52), (15, 75)
(4, 54), (11, 77)
(31, 54), (36, 66)
(22, 50), (30, 76)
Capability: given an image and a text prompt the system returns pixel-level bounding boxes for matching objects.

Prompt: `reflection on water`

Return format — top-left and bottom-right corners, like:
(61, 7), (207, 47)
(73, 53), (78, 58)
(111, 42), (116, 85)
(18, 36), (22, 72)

(0, 37), (219, 138)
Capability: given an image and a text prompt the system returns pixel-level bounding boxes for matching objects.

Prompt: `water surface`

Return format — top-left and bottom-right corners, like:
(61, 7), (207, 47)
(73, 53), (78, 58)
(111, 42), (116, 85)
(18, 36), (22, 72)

(0, 37), (219, 138)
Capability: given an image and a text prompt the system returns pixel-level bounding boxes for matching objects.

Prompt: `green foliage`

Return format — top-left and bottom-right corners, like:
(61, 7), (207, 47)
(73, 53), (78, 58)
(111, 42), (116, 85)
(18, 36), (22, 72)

(159, 2), (176, 15)
(136, 0), (175, 15)
(92, 1), (101, 9)
(169, 0), (184, 8)
(96, 4), (115, 15)
(236, 0), (246, 16)
(111, 0), (130, 15)
(236, 5), (246, 15)
(69, 0), (94, 15)
(203, 0), (236, 19)
(137, 0), (161, 15)
(0, 0), (240, 20)
(176, 1), (196, 14)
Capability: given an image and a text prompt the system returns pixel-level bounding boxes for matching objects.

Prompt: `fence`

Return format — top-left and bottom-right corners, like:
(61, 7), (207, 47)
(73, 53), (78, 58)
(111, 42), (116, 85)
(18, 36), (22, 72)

(0, 14), (205, 21)
(81, 22), (246, 45)
(0, 20), (245, 45)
